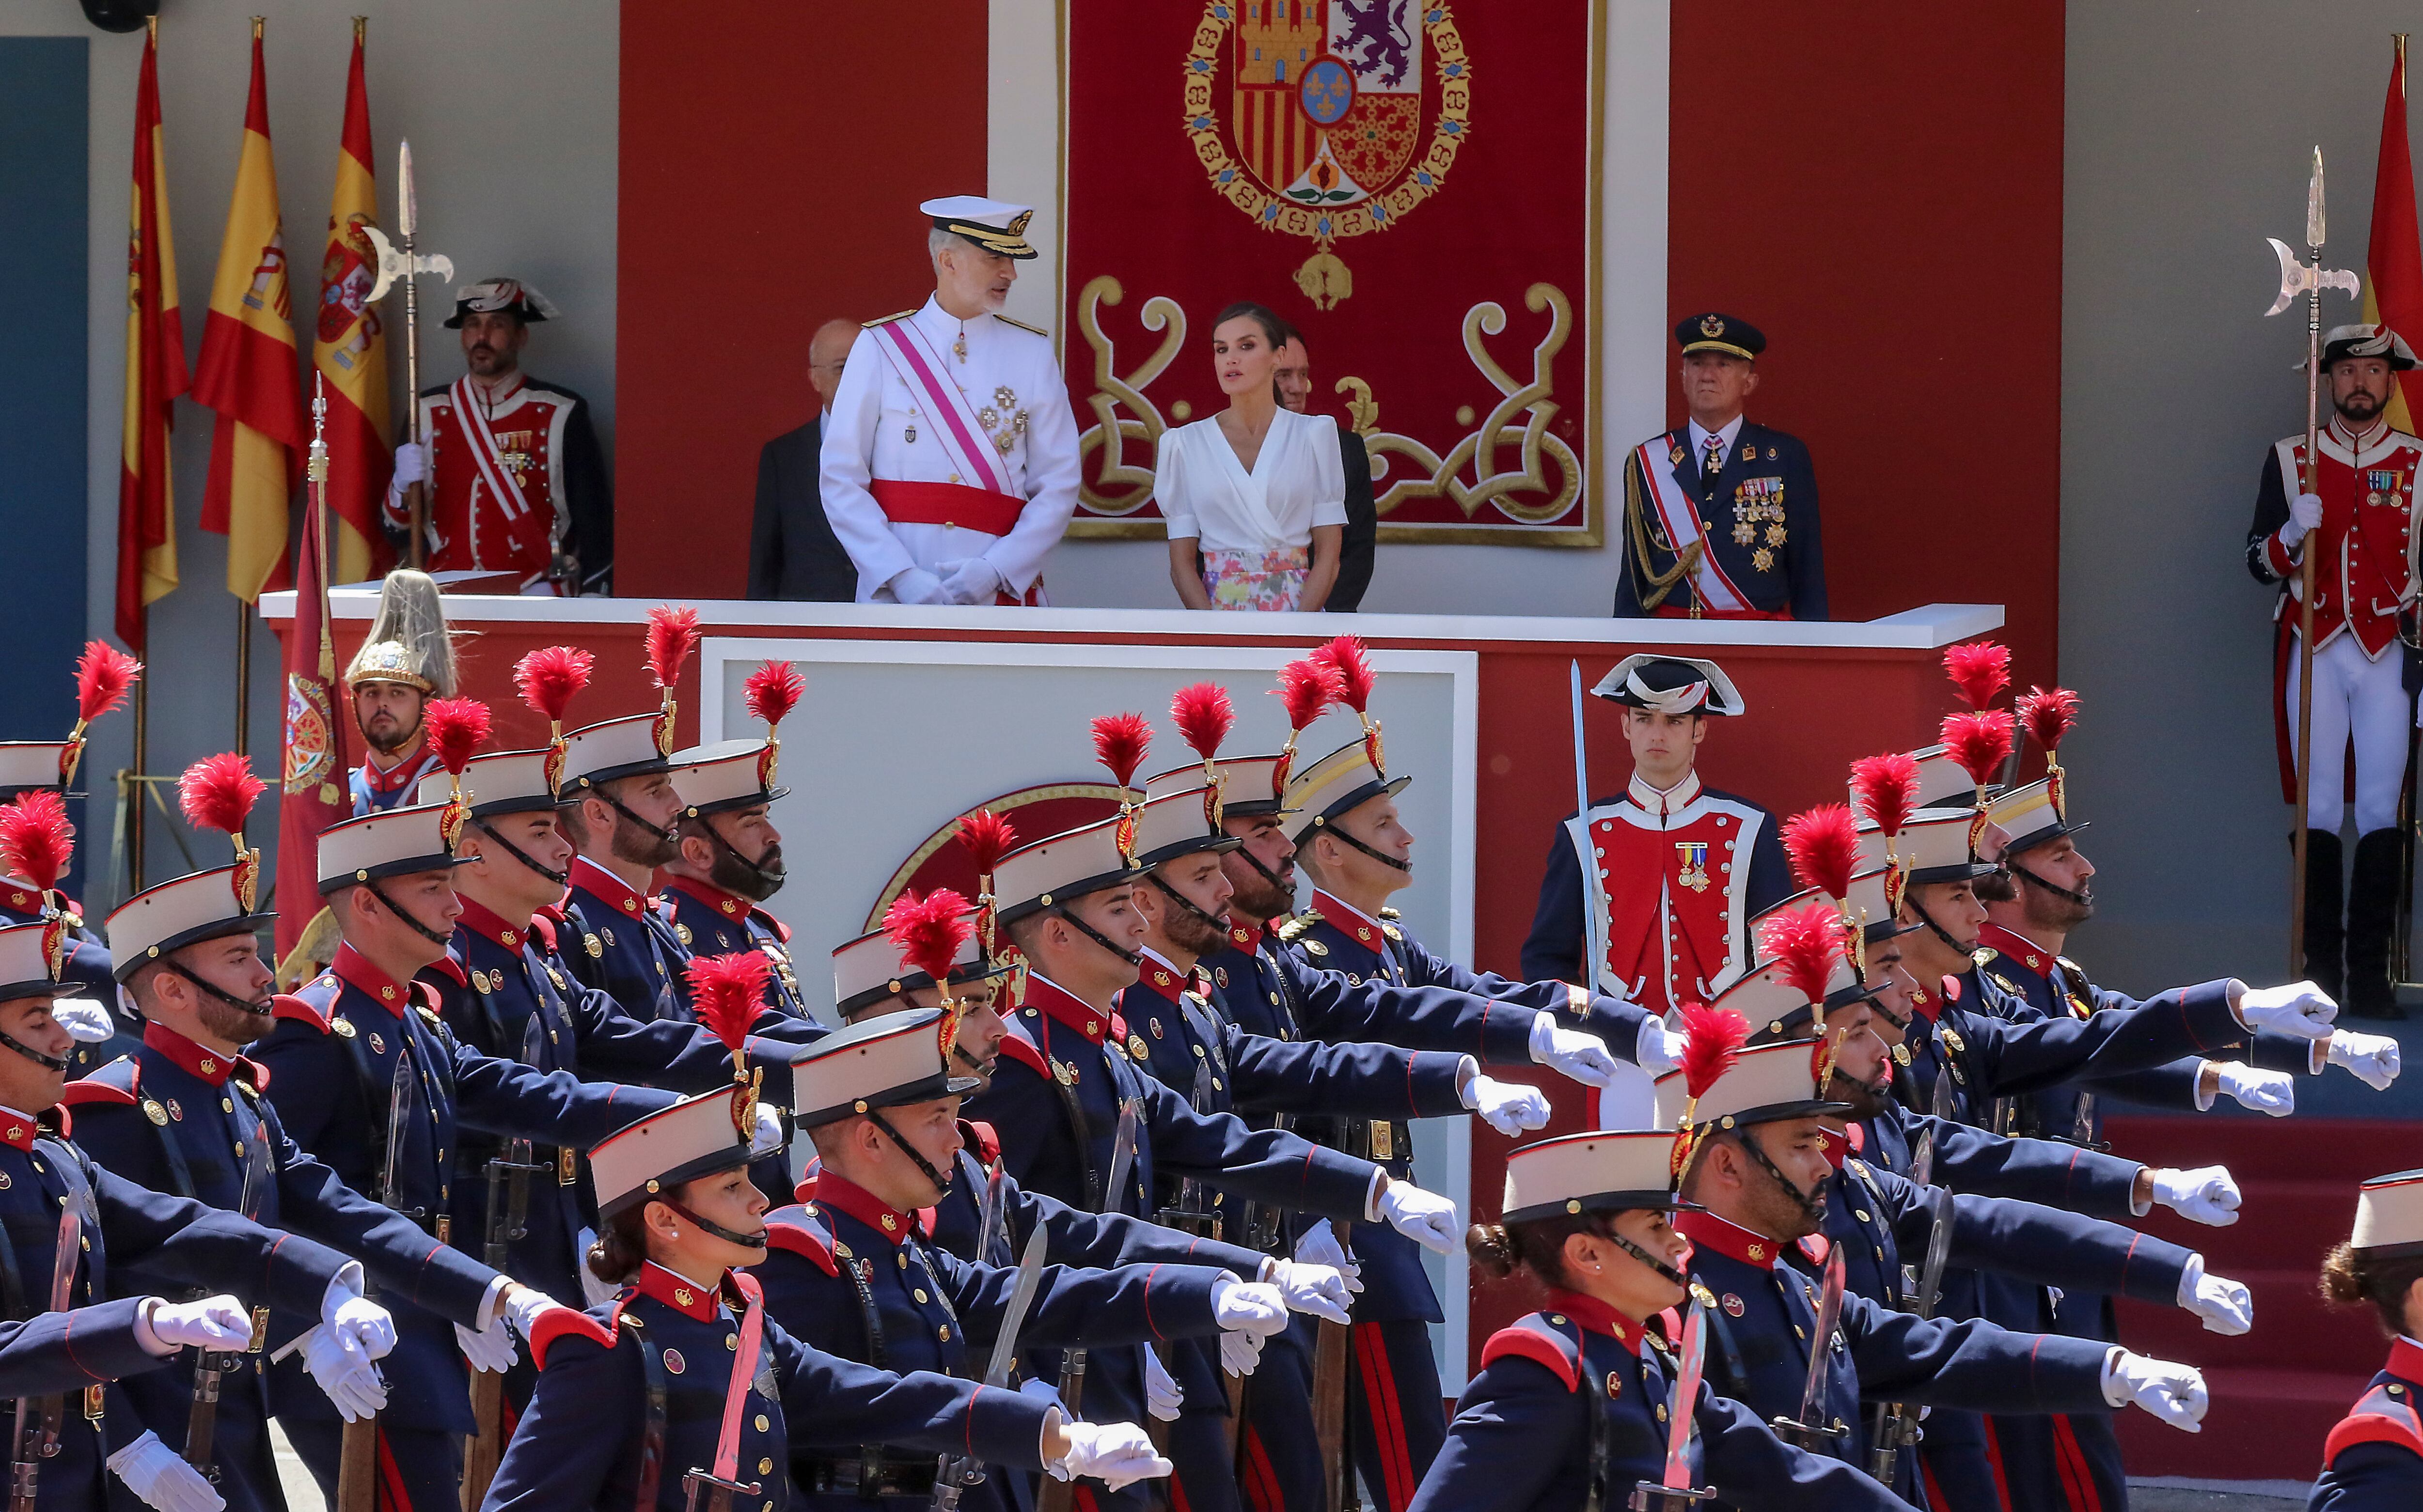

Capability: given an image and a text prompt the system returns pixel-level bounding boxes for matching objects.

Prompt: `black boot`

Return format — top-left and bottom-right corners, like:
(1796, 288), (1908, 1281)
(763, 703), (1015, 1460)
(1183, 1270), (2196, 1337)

(2301, 829), (2346, 1007)
(2348, 828), (2407, 1020)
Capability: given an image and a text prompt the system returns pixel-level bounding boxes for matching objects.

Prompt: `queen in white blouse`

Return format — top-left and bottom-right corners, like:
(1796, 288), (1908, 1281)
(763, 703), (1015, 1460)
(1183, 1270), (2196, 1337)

(1157, 302), (1346, 611)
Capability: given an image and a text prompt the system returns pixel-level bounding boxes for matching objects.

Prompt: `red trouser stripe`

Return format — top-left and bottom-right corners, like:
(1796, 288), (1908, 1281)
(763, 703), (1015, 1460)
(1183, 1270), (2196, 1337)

(1979, 1417), (2017, 1512)
(2049, 1416), (2107, 1512)
(1242, 1428), (1285, 1512)
(1355, 1323), (1416, 1510)
(374, 1430), (410, 1512)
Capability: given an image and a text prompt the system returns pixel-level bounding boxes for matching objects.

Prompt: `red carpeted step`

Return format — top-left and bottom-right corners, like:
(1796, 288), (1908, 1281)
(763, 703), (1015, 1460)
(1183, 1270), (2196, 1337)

(2127, 1176), (2357, 1265)
(2110, 1364), (2363, 1480)
(2113, 1269), (2383, 1372)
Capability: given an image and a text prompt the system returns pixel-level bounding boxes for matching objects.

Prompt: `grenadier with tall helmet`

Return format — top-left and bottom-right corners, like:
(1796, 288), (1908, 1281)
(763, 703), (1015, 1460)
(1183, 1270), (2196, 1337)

(342, 569), (456, 817)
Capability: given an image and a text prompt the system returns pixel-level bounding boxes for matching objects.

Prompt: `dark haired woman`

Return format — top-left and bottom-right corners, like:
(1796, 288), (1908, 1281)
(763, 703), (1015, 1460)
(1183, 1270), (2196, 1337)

(1157, 301), (1345, 611)
(2313, 1169), (2423, 1509)
(1404, 1131), (1910, 1512)
(482, 1086), (1172, 1512)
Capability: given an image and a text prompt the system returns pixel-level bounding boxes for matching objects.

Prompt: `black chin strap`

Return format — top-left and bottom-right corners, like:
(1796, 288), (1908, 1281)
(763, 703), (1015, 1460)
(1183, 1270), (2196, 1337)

(163, 961), (272, 1021)
(2010, 861), (2092, 909)
(1056, 905), (1142, 968)
(1147, 872), (1231, 939)
(661, 1198), (768, 1250)
(1317, 823), (1411, 875)
(951, 1041), (991, 1076)
(594, 788), (678, 852)
(1908, 895), (1974, 961)
(1736, 1126), (1827, 1230)
(0, 1025), (64, 1073)
(1604, 1224), (1688, 1288)
(1236, 846), (1296, 905)
(474, 817), (568, 888)
(691, 818), (783, 900)
(867, 1109), (955, 1204)
(365, 879), (454, 949)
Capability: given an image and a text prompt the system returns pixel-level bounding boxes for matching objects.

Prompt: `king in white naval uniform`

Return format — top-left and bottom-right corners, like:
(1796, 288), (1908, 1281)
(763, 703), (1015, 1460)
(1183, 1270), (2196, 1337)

(818, 195), (1081, 605)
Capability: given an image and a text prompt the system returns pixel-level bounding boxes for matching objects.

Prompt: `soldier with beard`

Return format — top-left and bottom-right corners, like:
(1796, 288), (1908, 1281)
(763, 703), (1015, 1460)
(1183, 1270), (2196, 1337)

(343, 571), (455, 816)
(559, 710), (693, 1023)
(661, 715), (813, 1023)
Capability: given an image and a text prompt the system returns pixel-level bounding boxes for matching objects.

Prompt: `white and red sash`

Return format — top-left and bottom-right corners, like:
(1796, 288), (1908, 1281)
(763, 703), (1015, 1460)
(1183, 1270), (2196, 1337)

(447, 377), (556, 573)
(1634, 438), (1752, 614)
(868, 320), (1017, 499)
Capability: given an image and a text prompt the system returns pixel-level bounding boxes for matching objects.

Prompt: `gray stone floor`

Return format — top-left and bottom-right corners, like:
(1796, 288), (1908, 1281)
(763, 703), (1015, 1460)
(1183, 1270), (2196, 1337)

(2128, 1478), (2311, 1511)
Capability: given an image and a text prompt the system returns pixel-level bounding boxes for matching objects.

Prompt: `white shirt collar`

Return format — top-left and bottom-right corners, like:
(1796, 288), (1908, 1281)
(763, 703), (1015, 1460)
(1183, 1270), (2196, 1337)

(1687, 414), (1745, 463)
(1626, 769), (1702, 815)
(2329, 414), (2392, 455)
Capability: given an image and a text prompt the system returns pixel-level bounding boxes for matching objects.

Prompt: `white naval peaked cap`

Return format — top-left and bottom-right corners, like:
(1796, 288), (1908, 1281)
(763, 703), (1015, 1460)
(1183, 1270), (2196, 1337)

(789, 1008), (981, 1129)
(1652, 1037), (1848, 1135)
(315, 801), (472, 893)
(418, 748), (561, 817)
(0, 921), (64, 1000)
(920, 195), (1038, 260)
(1144, 754), (1293, 818)
(0, 744), (74, 794)
(2352, 1169), (2423, 1257)
(107, 866), (270, 981)
(1500, 1130), (1697, 1224)
(591, 1086), (755, 1219)
(831, 911), (1004, 1018)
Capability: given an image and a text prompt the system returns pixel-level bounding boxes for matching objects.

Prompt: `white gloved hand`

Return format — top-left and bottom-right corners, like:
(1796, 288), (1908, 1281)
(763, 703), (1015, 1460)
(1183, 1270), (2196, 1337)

(938, 557), (1005, 606)
(108, 1430), (226, 1512)
(750, 1104), (787, 1159)
(1210, 1277), (1290, 1338)
(390, 440), (427, 489)
(1634, 1021), (1684, 1076)
(456, 1315), (519, 1375)
(321, 1277), (396, 1361)
(2234, 981), (2338, 1039)
(1375, 1180), (1460, 1254)
(1528, 1013), (1619, 1089)
(576, 1228), (618, 1309)
(1141, 1345), (1183, 1421)
(2175, 1256), (2252, 1336)
(51, 998), (117, 1044)
(2151, 1166), (2242, 1227)
(1049, 1421), (1173, 1492)
(2215, 1063), (2295, 1117)
(1220, 1327), (1264, 1377)
(1461, 1072), (1550, 1137)
(142, 1296), (252, 1353)
(300, 1325), (387, 1422)
(889, 568), (955, 607)
(2329, 1030), (2403, 1090)
(2283, 491), (2325, 546)
(1017, 1377), (1066, 1414)
(502, 1285), (560, 1339)
(2102, 1350), (2208, 1431)
(1261, 1259), (1355, 1324)
(1292, 1219), (1363, 1291)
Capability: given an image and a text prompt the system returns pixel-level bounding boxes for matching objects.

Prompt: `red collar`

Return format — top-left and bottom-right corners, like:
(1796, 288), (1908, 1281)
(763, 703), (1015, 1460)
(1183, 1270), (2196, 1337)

(331, 945), (414, 1019)
(571, 856), (651, 919)
(632, 1262), (725, 1322)
(0, 1106), (43, 1153)
(2392, 1337), (2423, 1383)
(1977, 923), (2052, 973)
(141, 1023), (251, 1088)
(1022, 975), (1111, 1045)
(358, 742), (428, 795)
(1819, 1125), (1848, 1171)
(665, 874), (751, 921)
(453, 894), (531, 951)
(1542, 1289), (1642, 1354)
(1133, 950), (1190, 1004)
(808, 1170), (919, 1247)
(1226, 921), (1264, 952)
(1309, 890), (1389, 948)
(1675, 1209), (1785, 1271)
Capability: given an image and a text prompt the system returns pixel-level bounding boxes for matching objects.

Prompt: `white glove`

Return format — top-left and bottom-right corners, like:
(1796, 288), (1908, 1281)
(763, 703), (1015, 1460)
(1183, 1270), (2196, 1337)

(1141, 1345), (1183, 1421)
(1262, 1259), (1355, 1324)
(390, 440), (427, 489)
(455, 1315), (519, 1375)
(142, 1296), (252, 1353)
(2283, 491), (2325, 546)
(576, 1227), (618, 1308)
(300, 1325), (387, 1422)
(107, 1430), (226, 1512)
(1375, 1180), (1460, 1255)
(1291, 1219), (1362, 1291)
(2234, 980), (2337, 1040)
(1634, 1021), (1684, 1076)
(1219, 1326), (1265, 1377)
(1210, 1277), (1290, 1337)
(750, 1104), (787, 1159)
(2329, 1029), (2403, 1090)
(2175, 1256), (2251, 1336)
(2102, 1349), (2208, 1431)
(501, 1285), (560, 1339)
(1528, 1013), (1619, 1089)
(51, 998), (117, 1044)
(937, 557), (1005, 605)
(1461, 1072), (1550, 1137)
(321, 1278), (396, 1361)
(1017, 1377), (1066, 1414)
(889, 568), (955, 607)
(2150, 1166), (2242, 1227)
(2215, 1063), (2294, 1117)
(1049, 1420), (1173, 1492)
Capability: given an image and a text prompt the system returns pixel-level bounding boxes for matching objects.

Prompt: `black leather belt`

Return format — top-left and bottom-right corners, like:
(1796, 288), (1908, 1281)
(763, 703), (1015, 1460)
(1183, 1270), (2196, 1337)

(795, 1458), (939, 1497)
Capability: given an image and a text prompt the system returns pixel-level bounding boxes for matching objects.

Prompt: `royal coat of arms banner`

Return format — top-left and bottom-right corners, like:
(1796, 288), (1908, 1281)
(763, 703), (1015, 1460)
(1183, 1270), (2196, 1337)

(1062, 0), (1602, 545)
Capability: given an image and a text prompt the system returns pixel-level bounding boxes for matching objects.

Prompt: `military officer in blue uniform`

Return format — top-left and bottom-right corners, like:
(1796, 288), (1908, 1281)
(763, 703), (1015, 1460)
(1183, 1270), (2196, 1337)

(251, 799), (765, 1512)
(486, 1081), (1173, 1512)
(0, 746), (138, 1077)
(2313, 1169), (2423, 1510)
(661, 701), (814, 1023)
(1414, 1128), (1905, 1512)
(1614, 314), (1826, 620)
(558, 712), (697, 1025)
(763, 1008), (1299, 1509)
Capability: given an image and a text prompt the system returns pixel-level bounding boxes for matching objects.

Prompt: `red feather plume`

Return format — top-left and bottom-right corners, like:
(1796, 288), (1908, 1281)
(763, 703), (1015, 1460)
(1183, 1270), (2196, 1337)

(2017, 686), (2079, 755)
(1849, 753), (1921, 836)
(1758, 900), (1845, 1008)
(74, 642), (142, 726)
(957, 810), (1018, 879)
(1171, 683), (1235, 762)
(684, 951), (771, 1053)
(645, 605), (702, 691)
(1781, 805), (1861, 901)
(0, 793), (74, 893)
(513, 646), (593, 726)
(177, 754), (266, 838)
(745, 661), (804, 733)
(1092, 713), (1152, 792)
(1943, 641), (2011, 711)
(884, 888), (975, 986)
(1274, 658), (1342, 733)
(1939, 710), (2015, 789)
(1312, 636), (1376, 716)
(422, 698), (492, 778)
(1676, 1002), (1749, 1102)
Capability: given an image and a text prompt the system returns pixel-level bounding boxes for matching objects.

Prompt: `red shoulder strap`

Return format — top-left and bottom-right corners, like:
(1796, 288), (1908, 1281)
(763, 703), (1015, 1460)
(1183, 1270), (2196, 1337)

(271, 994), (331, 1030)
(60, 1078), (136, 1108)
(960, 1119), (1002, 1165)
(2326, 1407), (2423, 1466)
(530, 1304), (621, 1369)
(528, 912), (560, 954)
(763, 1212), (839, 1278)
(1479, 1315), (1581, 1392)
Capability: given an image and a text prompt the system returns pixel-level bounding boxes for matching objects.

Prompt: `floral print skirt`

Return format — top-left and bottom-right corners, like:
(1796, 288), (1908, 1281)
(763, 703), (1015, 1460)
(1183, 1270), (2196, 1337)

(1202, 546), (1310, 611)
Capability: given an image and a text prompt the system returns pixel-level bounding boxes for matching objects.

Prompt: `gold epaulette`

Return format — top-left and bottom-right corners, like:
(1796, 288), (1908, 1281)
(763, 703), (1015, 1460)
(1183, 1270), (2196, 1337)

(1274, 913), (1318, 943)
(862, 310), (916, 329)
(991, 313), (1049, 337)
(1970, 948), (1996, 967)
(1378, 906), (1401, 921)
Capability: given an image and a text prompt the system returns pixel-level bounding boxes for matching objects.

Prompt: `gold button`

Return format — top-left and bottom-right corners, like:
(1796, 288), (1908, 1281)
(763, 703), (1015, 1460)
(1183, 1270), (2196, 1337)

(220, 1099), (233, 1113)
(726, 1335), (738, 1351)
(939, 1325), (951, 1341)
(754, 1415), (769, 1433)
(1855, 1210), (1872, 1223)
(1654, 1404), (1668, 1422)
(913, 1289), (928, 1304)
(758, 1460), (772, 1477)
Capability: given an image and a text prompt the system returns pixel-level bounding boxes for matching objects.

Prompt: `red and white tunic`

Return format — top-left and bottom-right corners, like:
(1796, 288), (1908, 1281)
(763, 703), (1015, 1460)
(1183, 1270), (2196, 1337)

(2250, 416), (2423, 656)
(399, 375), (582, 589)
(1568, 770), (1768, 1018)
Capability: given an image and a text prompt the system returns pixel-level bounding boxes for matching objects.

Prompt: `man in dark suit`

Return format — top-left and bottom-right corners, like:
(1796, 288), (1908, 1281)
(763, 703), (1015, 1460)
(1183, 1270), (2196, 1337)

(747, 317), (861, 601)
(1274, 334), (1377, 611)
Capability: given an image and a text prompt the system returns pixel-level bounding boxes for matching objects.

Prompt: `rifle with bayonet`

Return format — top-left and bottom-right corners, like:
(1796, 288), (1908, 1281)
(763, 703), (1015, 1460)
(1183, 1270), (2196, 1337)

(1627, 1299), (1714, 1512)
(1036, 1100), (1137, 1512)
(931, 1227), (1048, 1512)
(1869, 1184), (1955, 1483)
(463, 1013), (550, 1507)
(185, 1126), (273, 1479)
(1767, 1247), (1850, 1450)
(338, 1052), (419, 1512)
(10, 1194), (84, 1512)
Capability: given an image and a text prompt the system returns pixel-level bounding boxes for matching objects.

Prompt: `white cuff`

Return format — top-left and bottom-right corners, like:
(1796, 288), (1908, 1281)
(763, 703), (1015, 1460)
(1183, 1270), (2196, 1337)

(477, 1274), (514, 1329)
(320, 1263), (367, 1320)
(1453, 1056), (1479, 1105)
(134, 1298), (171, 1357)
(1364, 1169), (1388, 1223)
(1526, 1012), (1555, 1063)
(2192, 1062), (2217, 1113)
(2098, 1346), (2127, 1407)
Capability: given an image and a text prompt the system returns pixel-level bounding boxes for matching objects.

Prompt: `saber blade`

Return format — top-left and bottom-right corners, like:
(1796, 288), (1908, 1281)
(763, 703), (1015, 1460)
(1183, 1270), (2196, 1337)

(1661, 1301), (1706, 1488)
(1793, 1248), (1846, 1428)
(981, 1229), (1049, 1387)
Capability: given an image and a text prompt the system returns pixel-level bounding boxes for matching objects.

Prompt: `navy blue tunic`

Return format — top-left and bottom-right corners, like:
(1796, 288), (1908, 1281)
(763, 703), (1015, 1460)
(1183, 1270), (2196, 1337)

(2312, 1338), (2423, 1512)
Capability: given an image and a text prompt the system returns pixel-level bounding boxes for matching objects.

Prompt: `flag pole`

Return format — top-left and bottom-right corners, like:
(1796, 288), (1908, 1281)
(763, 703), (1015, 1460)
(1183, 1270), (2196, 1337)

(235, 600), (252, 756)
(129, 627), (147, 895)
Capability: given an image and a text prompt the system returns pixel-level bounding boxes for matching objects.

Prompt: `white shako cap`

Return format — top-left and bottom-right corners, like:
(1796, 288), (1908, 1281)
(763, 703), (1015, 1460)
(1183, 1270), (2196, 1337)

(1500, 1129), (1699, 1224)
(591, 1085), (756, 1219)
(1855, 808), (1999, 887)
(1143, 755), (1292, 819)
(1855, 745), (1987, 812)
(789, 1006), (982, 1129)
(106, 867), (268, 981)
(1128, 790), (1242, 870)
(0, 921), (64, 1001)
(2351, 1169), (2423, 1259)
(831, 911), (1005, 1017)
(315, 801), (472, 893)
(0, 744), (74, 795)
(417, 748), (559, 818)
(669, 739), (787, 821)
(559, 713), (672, 794)
(1986, 778), (2083, 861)
(990, 811), (1146, 927)
(1652, 1037), (1850, 1137)
(1280, 736), (1409, 844)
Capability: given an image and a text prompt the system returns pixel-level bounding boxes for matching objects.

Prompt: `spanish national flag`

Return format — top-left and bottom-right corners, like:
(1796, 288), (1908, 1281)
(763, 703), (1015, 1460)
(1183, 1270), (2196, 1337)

(2367, 34), (2423, 433)
(195, 21), (304, 602)
(311, 19), (393, 585)
(115, 20), (189, 651)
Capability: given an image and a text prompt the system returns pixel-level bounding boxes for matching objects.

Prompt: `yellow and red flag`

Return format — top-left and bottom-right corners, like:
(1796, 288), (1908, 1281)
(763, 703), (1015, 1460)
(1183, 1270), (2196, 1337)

(116, 21), (189, 651)
(311, 19), (393, 585)
(2367, 35), (2423, 433)
(194, 23), (304, 602)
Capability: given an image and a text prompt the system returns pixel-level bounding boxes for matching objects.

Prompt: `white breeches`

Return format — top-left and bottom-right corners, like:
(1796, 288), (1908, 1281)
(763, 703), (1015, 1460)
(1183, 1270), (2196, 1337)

(2286, 631), (2413, 834)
